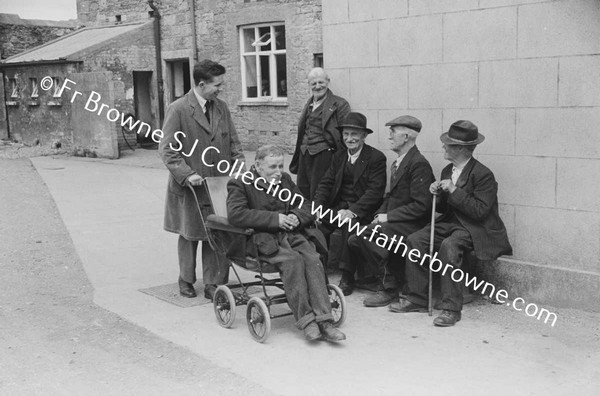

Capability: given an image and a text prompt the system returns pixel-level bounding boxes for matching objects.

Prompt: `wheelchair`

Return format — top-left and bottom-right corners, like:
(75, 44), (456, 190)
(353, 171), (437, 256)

(189, 176), (346, 343)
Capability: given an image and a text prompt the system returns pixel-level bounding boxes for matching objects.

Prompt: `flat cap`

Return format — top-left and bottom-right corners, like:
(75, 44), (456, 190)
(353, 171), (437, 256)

(385, 115), (422, 133)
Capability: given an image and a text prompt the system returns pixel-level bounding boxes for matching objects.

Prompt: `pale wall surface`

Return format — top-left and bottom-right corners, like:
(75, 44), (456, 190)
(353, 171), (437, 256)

(323, 0), (600, 310)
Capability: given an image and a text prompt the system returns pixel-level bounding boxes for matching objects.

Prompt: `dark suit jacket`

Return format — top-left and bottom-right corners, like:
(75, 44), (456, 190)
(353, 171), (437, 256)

(437, 158), (513, 260)
(227, 170), (326, 258)
(313, 144), (386, 223)
(159, 89), (245, 240)
(289, 89), (351, 174)
(377, 146), (435, 232)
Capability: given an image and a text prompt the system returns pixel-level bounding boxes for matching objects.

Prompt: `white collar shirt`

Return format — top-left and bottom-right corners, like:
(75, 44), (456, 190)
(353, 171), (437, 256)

(347, 146), (363, 165)
(451, 158), (471, 185)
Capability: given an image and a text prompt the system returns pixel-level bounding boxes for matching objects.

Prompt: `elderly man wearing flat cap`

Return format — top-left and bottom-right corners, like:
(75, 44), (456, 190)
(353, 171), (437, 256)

(391, 120), (513, 327)
(313, 112), (387, 277)
(345, 115), (434, 304)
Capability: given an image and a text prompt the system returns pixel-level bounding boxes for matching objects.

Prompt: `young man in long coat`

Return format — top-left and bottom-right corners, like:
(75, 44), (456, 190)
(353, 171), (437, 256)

(159, 60), (245, 299)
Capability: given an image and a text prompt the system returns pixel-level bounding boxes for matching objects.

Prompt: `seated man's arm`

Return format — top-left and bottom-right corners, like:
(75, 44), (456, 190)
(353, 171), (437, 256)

(387, 161), (434, 223)
(447, 169), (497, 221)
(347, 151), (387, 221)
(226, 179), (280, 232)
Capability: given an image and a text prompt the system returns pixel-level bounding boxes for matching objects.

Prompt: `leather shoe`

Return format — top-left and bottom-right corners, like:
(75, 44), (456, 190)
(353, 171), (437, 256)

(319, 321), (346, 342)
(178, 278), (196, 298)
(203, 284), (217, 300)
(338, 271), (355, 296)
(433, 310), (461, 327)
(363, 290), (398, 307)
(303, 321), (322, 341)
(388, 299), (427, 313)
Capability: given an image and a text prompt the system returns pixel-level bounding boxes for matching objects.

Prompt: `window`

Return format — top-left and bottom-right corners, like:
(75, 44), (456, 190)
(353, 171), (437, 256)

(313, 53), (323, 68)
(9, 78), (18, 98)
(167, 60), (190, 102)
(52, 77), (61, 97)
(240, 23), (286, 101)
(30, 78), (38, 98)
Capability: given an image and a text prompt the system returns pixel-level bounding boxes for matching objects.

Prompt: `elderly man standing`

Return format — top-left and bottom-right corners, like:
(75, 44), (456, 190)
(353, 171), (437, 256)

(313, 112), (386, 285)
(159, 59), (245, 300)
(227, 145), (346, 343)
(289, 67), (351, 200)
(392, 120), (512, 327)
(346, 116), (434, 305)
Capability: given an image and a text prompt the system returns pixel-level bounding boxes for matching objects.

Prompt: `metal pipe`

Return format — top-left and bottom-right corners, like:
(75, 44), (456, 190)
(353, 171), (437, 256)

(188, 0), (198, 62)
(148, 1), (164, 126)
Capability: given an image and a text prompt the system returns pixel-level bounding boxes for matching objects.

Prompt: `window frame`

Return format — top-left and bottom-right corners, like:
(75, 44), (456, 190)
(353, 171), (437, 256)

(30, 77), (39, 98)
(9, 78), (19, 98)
(239, 22), (287, 103)
(52, 77), (61, 97)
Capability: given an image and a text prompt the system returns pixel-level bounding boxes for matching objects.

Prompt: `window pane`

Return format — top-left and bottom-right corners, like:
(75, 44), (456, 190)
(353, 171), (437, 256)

(30, 78), (38, 97)
(242, 28), (255, 53)
(259, 55), (270, 96)
(258, 26), (270, 52)
(275, 54), (287, 97)
(244, 56), (257, 98)
(274, 25), (285, 50)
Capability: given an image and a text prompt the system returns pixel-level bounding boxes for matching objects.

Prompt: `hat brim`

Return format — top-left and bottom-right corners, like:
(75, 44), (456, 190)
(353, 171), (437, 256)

(337, 124), (373, 134)
(440, 132), (485, 145)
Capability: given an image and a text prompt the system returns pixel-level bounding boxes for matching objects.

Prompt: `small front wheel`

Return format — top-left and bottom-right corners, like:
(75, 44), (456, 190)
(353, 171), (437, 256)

(246, 297), (271, 343)
(327, 284), (347, 327)
(213, 285), (236, 328)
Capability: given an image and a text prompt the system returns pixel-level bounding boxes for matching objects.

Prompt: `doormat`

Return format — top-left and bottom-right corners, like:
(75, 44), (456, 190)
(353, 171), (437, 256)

(139, 281), (212, 308)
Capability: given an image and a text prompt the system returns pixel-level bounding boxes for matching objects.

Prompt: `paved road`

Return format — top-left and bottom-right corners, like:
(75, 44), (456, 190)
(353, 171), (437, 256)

(2, 150), (599, 395)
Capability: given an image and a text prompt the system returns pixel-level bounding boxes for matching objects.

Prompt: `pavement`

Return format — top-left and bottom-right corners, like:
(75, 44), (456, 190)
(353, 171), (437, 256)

(29, 148), (600, 395)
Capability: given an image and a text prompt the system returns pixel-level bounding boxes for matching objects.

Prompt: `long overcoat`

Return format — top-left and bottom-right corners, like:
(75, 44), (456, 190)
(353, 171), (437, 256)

(158, 89), (245, 240)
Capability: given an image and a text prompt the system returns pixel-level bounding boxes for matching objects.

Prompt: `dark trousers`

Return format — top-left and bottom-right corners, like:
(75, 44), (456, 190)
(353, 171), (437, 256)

(318, 222), (351, 271)
(405, 221), (473, 312)
(177, 235), (229, 285)
(347, 221), (422, 289)
(259, 232), (333, 329)
(296, 149), (333, 200)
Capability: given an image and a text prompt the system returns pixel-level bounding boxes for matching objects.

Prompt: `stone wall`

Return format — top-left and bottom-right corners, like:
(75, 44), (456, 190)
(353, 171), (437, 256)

(0, 14), (78, 60)
(323, 0), (600, 311)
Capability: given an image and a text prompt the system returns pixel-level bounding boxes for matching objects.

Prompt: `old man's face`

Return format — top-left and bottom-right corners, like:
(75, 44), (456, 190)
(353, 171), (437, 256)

(256, 155), (284, 184)
(343, 128), (367, 155)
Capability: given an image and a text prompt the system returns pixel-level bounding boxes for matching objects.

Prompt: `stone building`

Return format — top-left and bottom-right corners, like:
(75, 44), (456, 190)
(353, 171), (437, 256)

(0, 14), (79, 60)
(322, 0), (600, 312)
(77, 0), (323, 151)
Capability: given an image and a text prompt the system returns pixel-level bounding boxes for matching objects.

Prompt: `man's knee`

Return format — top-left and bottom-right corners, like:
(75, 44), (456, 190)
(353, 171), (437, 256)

(439, 237), (463, 265)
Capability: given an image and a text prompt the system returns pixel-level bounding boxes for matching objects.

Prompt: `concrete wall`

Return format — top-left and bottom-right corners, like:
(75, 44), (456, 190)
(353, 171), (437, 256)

(2, 63), (80, 148)
(323, 0), (600, 311)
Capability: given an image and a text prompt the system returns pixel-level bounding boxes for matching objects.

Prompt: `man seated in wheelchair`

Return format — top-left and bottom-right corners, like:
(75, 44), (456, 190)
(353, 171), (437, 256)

(226, 144), (346, 342)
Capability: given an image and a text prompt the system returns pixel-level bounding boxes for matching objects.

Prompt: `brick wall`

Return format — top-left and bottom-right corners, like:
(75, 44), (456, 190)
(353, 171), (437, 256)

(0, 14), (78, 59)
(323, 0), (600, 311)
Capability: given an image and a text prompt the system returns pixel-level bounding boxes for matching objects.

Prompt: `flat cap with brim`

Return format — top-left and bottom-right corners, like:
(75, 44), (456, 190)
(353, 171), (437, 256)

(337, 112), (373, 134)
(440, 120), (485, 145)
(385, 115), (422, 132)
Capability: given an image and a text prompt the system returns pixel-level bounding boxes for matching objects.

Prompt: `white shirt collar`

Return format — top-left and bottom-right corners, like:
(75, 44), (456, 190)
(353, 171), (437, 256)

(311, 92), (328, 111)
(347, 146), (363, 165)
(452, 157), (471, 172)
(393, 152), (408, 168)
(193, 88), (208, 112)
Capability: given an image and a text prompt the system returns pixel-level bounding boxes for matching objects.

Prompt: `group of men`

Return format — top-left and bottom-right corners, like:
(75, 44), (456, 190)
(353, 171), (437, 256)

(158, 60), (512, 342)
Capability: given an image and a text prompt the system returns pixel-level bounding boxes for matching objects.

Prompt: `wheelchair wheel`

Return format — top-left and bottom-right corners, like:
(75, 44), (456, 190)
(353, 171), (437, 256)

(213, 286), (236, 328)
(327, 284), (347, 327)
(246, 297), (271, 343)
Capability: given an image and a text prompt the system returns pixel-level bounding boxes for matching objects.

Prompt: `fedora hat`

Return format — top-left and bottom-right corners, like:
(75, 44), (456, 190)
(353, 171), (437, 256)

(337, 112), (373, 134)
(440, 120), (485, 145)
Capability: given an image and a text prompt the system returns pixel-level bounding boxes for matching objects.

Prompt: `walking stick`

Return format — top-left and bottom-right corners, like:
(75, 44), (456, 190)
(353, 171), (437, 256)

(428, 193), (437, 316)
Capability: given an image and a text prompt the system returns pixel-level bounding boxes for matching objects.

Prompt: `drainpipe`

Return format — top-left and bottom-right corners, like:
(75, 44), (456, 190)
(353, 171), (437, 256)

(148, 0), (164, 126)
(188, 0), (198, 63)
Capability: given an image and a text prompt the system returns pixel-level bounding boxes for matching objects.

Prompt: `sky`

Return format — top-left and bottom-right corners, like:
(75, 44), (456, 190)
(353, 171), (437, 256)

(0, 0), (77, 21)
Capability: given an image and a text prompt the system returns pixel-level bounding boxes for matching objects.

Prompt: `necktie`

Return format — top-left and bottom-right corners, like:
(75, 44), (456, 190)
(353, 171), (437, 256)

(204, 101), (211, 124)
(390, 160), (400, 185)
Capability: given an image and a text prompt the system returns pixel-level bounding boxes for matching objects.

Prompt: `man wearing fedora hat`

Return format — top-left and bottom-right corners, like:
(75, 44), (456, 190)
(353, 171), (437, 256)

(347, 115), (434, 304)
(390, 120), (512, 327)
(289, 68), (351, 200)
(313, 112), (387, 282)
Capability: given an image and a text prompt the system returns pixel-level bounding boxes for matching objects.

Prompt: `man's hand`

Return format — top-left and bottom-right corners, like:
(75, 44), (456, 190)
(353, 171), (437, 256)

(186, 174), (204, 187)
(279, 214), (299, 231)
(429, 181), (441, 195)
(438, 179), (457, 194)
(337, 209), (356, 222)
(372, 213), (388, 224)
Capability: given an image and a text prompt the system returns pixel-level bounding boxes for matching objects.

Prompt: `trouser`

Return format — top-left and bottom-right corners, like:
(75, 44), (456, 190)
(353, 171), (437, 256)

(347, 221), (421, 289)
(296, 149), (334, 200)
(259, 232), (333, 329)
(177, 235), (229, 285)
(318, 222), (351, 271)
(405, 221), (473, 312)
